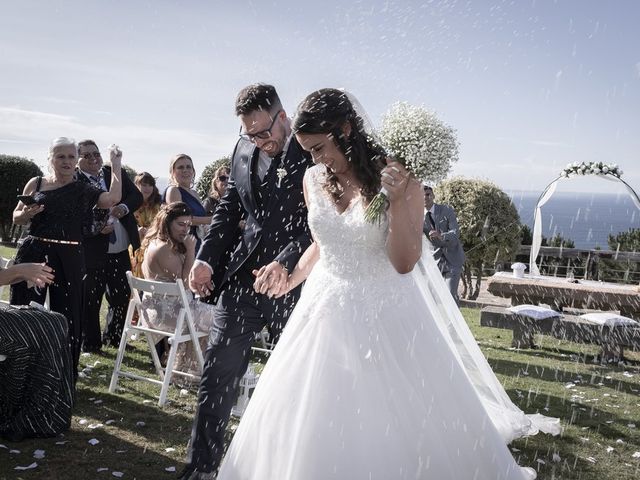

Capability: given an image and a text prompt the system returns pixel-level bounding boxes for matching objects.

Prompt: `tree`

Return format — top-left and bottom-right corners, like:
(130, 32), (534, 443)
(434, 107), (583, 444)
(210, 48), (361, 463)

(435, 177), (521, 300)
(519, 224), (533, 246)
(123, 164), (137, 179)
(601, 228), (640, 283)
(195, 156), (231, 200)
(537, 234), (580, 278)
(0, 155), (43, 242)
(608, 228), (640, 252)
(547, 234), (575, 249)
(104, 161), (137, 180)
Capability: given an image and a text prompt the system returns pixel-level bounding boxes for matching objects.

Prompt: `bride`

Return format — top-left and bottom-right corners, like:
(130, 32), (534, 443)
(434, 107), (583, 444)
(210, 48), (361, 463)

(216, 89), (558, 479)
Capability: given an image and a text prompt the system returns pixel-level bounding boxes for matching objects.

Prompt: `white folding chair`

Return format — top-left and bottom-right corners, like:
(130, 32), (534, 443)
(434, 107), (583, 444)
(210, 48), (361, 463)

(251, 327), (276, 354)
(109, 272), (209, 407)
(0, 256), (14, 305)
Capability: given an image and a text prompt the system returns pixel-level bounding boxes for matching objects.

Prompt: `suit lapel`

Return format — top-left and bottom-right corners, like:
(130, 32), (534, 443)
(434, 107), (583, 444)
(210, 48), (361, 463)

(433, 204), (442, 226)
(236, 143), (259, 215)
(103, 166), (111, 189)
(262, 152), (284, 213)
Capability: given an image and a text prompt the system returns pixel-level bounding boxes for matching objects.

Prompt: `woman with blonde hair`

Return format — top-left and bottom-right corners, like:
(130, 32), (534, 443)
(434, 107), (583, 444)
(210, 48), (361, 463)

(163, 154), (211, 250)
(11, 137), (123, 376)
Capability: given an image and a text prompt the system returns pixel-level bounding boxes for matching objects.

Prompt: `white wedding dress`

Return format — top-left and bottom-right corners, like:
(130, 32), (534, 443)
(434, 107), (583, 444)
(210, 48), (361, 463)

(218, 165), (558, 479)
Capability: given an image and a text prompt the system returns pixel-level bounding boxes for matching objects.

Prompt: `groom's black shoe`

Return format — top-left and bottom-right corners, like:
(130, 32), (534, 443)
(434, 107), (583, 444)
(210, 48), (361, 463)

(177, 466), (216, 480)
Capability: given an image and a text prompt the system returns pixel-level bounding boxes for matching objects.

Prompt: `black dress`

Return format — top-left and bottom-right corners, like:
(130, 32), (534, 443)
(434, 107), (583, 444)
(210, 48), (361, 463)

(0, 304), (74, 440)
(10, 179), (102, 375)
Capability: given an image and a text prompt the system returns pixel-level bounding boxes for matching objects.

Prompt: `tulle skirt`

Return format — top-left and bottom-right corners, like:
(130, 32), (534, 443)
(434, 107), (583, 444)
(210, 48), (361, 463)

(217, 259), (536, 479)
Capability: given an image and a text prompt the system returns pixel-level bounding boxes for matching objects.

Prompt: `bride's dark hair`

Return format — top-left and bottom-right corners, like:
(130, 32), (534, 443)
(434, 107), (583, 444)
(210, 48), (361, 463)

(292, 88), (387, 204)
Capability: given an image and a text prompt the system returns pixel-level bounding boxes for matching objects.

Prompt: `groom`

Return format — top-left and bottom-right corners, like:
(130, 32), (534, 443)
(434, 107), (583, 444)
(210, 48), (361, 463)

(180, 84), (313, 479)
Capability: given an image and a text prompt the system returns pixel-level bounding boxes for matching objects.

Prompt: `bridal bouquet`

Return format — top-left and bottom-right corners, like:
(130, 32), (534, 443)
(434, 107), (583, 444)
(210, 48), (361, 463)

(364, 102), (459, 223)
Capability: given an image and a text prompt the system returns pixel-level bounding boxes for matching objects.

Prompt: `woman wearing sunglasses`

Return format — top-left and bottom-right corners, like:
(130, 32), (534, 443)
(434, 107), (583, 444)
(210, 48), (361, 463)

(203, 165), (231, 216)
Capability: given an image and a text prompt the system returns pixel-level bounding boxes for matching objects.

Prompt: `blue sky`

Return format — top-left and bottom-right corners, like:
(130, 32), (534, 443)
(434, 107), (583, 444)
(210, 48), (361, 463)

(1, 0), (638, 195)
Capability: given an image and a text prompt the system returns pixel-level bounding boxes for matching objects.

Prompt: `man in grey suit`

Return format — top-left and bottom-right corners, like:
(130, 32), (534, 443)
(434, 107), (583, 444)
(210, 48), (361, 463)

(423, 185), (465, 305)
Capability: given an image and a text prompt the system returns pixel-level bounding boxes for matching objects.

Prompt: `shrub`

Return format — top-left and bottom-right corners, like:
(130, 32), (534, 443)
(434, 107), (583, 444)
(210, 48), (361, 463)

(435, 177), (521, 299)
(0, 155), (43, 242)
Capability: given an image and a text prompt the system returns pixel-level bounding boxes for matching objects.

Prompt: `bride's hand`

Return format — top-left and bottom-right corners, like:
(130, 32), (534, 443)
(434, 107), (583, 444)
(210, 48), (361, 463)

(381, 159), (413, 202)
(271, 275), (292, 299)
(252, 261), (288, 298)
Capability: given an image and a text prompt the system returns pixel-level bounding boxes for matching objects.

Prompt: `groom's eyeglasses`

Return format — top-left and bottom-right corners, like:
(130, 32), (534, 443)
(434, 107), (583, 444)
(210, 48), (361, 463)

(238, 110), (282, 142)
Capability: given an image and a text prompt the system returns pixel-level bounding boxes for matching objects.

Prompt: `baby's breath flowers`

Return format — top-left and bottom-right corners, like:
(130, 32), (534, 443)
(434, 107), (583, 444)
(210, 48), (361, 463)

(364, 102), (459, 223)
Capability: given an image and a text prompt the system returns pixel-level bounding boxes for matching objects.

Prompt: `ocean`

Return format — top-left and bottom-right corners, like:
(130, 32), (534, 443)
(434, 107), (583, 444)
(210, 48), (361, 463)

(156, 176), (638, 251)
(509, 191), (640, 250)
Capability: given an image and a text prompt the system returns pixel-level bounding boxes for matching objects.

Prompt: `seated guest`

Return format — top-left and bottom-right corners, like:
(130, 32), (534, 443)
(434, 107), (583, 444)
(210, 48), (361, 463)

(140, 202), (216, 376)
(0, 262), (74, 441)
(0, 262), (54, 288)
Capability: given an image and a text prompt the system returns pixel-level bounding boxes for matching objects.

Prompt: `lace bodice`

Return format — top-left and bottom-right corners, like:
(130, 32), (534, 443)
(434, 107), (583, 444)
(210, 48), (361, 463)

(305, 165), (395, 279)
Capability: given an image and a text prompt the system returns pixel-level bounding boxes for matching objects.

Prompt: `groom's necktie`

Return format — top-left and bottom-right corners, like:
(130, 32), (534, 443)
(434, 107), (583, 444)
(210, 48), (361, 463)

(427, 211), (436, 230)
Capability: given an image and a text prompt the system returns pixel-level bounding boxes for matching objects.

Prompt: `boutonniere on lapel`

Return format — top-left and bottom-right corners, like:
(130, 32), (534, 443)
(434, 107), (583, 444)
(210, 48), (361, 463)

(276, 164), (288, 188)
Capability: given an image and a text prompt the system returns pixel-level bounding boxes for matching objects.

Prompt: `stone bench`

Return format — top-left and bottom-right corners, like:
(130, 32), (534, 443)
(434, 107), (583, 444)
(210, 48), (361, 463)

(479, 305), (640, 361)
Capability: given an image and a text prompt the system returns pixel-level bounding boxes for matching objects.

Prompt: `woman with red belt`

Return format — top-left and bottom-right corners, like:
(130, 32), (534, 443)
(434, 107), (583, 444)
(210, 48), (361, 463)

(11, 137), (123, 376)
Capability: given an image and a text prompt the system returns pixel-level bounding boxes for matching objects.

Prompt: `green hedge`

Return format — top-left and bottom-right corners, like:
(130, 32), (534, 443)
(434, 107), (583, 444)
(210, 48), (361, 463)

(0, 155), (43, 241)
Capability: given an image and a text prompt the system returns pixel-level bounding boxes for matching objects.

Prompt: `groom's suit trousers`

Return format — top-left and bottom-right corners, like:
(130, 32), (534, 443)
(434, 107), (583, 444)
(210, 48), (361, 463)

(186, 281), (293, 473)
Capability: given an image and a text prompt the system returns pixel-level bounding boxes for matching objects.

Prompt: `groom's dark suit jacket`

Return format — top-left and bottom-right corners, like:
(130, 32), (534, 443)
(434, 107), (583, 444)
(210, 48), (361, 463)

(197, 138), (314, 309)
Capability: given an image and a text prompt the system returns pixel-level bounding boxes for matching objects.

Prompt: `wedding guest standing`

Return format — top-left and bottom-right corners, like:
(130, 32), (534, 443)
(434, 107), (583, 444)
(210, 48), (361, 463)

(130, 172), (162, 278)
(202, 164), (230, 216)
(423, 184), (465, 305)
(179, 84), (313, 480)
(76, 139), (143, 352)
(11, 137), (123, 375)
(163, 154), (211, 250)
(1, 262), (73, 442)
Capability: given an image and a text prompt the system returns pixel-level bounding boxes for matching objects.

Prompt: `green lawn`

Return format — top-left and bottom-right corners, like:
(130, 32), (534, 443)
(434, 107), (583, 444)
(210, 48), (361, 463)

(0, 245), (15, 303)
(1, 253), (639, 479)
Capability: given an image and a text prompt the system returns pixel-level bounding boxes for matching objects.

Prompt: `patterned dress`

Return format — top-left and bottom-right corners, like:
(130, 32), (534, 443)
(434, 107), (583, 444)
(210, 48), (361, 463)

(0, 305), (74, 440)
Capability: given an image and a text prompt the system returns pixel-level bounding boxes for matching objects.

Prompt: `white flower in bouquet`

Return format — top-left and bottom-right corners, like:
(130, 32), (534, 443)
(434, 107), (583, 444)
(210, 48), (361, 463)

(364, 102), (459, 223)
(559, 161), (624, 179)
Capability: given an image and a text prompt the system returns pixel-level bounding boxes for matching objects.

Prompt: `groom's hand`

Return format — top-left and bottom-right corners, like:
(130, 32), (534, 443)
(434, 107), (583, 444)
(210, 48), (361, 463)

(189, 262), (214, 297)
(252, 261), (287, 298)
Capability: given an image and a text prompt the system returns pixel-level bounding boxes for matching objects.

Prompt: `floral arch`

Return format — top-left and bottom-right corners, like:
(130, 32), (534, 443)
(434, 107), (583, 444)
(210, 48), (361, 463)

(529, 162), (640, 275)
